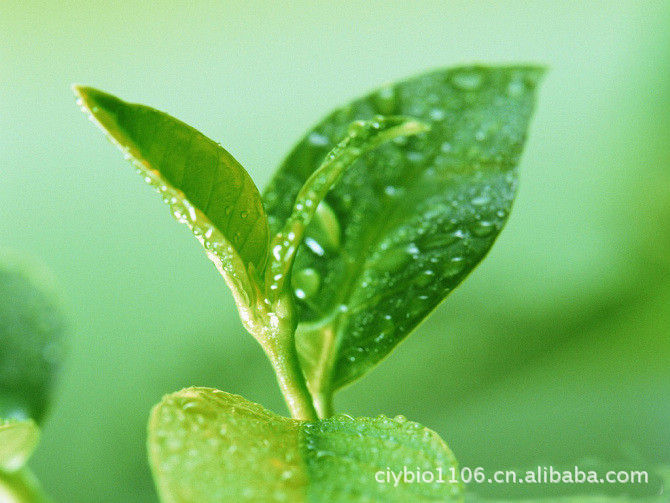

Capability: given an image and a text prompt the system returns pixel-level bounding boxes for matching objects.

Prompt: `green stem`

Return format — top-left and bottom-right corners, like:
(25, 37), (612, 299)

(264, 336), (318, 421)
(313, 390), (334, 419)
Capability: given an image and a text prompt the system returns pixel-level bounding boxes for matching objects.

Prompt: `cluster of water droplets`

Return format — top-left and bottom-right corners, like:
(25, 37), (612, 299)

(300, 413), (462, 500)
(262, 67), (539, 386)
(151, 388), (305, 501)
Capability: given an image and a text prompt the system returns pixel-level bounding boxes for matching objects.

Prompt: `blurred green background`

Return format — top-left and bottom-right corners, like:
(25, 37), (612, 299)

(1, 1), (669, 501)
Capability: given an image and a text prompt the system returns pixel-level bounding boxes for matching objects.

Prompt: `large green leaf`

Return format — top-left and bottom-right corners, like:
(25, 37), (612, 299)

(0, 419), (39, 472)
(262, 66), (544, 400)
(148, 387), (462, 502)
(0, 252), (66, 422)
(74, 87), (269, 313)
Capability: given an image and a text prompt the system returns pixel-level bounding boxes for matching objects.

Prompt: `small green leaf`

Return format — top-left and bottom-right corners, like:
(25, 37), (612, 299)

(74, 87), (269, 312)
(262, 65), (544, 404)
(0, 252), (66, 422)
(148, 387), (462, 502)
(0, 419), (40, 472)
(265, 116), (429, 296)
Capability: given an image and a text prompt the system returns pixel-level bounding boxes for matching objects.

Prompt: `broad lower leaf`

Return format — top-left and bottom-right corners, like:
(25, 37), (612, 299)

(262, 66), (544, 398)
(148, 387), (462, 502)
(0, 252), (66, 422)
(0, 420), (39, 472)
(74, 87), (269, 311)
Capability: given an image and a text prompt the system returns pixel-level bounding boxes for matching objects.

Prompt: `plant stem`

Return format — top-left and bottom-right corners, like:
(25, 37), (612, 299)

(265, 337), (318, 421)
(312, 390), (334, 419)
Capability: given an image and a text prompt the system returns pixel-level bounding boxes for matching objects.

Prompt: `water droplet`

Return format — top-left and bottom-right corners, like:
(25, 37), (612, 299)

(472, 220), (496, 237)
(304, 237), (325, 257)
(292, 268), (321, 300)
(372, 85), (396, 114)
(384, 185), (399, 197)
(347, 120), (368, 138)
(406, 151), (425, 163)
(415, 269), (435, 287)
(507, 78), (525, 97)
(392, 136), (408, 147)
(471, 194), (490, 206)
(443, 257), (465, 277)
(451, 69), (483, 90)
(308, 132), (329, 147)
(429, 108), (446, 121)
(272, 244), (283, 261)
(406, 243), (420, 256)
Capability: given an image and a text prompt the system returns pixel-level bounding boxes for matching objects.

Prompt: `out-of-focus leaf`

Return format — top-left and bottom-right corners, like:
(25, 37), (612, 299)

(148, 387), (462, 502)
(0, 419), (39, 472)
(74, 87), (269, 313)
(263, 66), (544, 399)
(0, 469), (51, 503)
(0, 252), (66, 422)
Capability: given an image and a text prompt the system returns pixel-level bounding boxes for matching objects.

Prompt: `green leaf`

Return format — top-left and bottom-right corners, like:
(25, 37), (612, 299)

(0, 419), (40, 472)
(148, 387), (462, 502)
(0, 252), (66, 422)
(262, 65), (545, 403)
(73, 87), (269, 313)
(265, 116), (429, 297)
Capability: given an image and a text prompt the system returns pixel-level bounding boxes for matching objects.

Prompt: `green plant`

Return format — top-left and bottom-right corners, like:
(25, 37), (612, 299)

(73, 65), (544, 502)
(0, 252), (66, 501)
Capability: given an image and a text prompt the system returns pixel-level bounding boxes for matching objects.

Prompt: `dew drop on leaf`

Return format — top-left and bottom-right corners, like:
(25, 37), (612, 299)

(443, 257), (465, 278)
(292, 268), (321, 301)
(372, 85), (396, 115)
(471, 220), (496, 237)
(308, 132), (330, 147)
(451, 69), (484, 90)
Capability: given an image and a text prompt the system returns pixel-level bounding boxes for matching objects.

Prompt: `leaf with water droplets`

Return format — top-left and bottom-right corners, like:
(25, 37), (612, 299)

(148, 387), (462, 502)
(263, 65), (545, 406)
(0, 252), (66, 423)
(264, 116), (429, 296)
(73, 87), (269, 314)
(0, 420), (40, 472)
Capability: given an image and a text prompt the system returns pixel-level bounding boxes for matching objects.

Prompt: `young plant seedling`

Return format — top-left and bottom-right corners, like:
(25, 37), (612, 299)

(75, 65), (544, 502)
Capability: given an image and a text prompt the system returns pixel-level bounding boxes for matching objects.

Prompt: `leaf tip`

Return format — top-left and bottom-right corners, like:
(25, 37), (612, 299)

(71, 84), (93, 106)
(72, 85), (125, 118)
